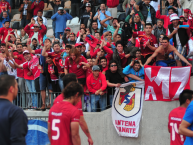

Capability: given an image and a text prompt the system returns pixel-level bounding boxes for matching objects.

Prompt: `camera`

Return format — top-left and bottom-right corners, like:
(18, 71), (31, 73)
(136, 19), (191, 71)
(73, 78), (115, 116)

(59, 10), (64, 14)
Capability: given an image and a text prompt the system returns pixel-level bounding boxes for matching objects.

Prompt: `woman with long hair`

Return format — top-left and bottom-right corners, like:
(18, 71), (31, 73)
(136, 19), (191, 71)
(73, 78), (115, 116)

(64, 48), (90, 86)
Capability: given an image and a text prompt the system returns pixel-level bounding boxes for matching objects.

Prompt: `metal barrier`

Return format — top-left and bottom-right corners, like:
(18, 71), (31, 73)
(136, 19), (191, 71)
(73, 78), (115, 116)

(14, 88), (116, 112)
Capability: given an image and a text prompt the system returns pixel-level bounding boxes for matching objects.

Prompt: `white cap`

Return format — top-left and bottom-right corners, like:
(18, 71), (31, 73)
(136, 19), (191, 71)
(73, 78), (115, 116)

(23, 50), (30, 55)
(170, 13), (180, 22)
(58, 7), (63, 10)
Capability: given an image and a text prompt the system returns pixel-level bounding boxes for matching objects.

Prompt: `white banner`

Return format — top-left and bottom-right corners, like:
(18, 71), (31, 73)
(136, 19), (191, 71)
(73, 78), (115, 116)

(112, 81), (144, 137)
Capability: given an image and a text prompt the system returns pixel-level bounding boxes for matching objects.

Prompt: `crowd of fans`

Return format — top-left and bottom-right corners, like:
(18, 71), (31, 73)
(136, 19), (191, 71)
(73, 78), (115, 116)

(0, 0), (192, 113)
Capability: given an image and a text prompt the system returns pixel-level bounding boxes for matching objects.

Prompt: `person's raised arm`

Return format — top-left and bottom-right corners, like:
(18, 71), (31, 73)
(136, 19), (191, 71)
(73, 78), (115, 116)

(27, 38), (35, 54)
(11, 58), (23, 69)
(41, 45), (48, 57)
(100, 17), (112, 28)
(93, 11), (99, 20)
(113, 22), (120, 41)
(144, 49), (159, 65)
(71, 122), (81, 145)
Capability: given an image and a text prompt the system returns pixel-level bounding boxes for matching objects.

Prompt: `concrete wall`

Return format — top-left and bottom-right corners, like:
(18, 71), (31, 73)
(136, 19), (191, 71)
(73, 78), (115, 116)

(25, 77), (193, 145)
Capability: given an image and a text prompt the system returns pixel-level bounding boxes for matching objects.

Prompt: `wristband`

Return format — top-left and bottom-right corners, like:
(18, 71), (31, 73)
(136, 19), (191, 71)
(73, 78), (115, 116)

(179, 25), (189, 28)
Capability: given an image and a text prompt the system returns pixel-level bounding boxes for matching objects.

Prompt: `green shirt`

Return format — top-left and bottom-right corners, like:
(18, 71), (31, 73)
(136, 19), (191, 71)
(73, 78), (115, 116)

(107, 25), (122, 35)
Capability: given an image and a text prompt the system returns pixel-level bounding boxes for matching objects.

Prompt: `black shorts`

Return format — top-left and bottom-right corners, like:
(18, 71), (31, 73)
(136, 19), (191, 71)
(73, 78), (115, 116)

(78, 78), (86, 85)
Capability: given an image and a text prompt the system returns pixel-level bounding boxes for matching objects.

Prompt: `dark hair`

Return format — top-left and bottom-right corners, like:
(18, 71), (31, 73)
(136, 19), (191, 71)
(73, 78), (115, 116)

(53, 42), (60, 47)
(45, 38), (52, 43)
(100, 56), (107, 63)
(0, 75), (16, 96)
(4, 21), (10, 24)
(66, 45), (72, 49)
(37, 10), (43, 13)
(94, 32), (100, 36)
(117, 34), (121, 37)
(162, 36), (169, 42)
(136, 49), (141, 53)
(63, 82), (83, 99)
(92, 21), (98, 25)
(133, 60), (140, 65)
(87, 56), (92, 59)
(179, 89), (193, 105)
(108, 60), (117, 68)
(62, 73), (77, 88)
(116, 41), (123, 47)
(16, 38), (21, 41)
(16, 43), (22, 47)
(1, 43), (6, 47)
(22, 44), (27, 47)
(145, 23), (153, 27)
(32, 38), (37, 42)
(101, 3), (106, 6)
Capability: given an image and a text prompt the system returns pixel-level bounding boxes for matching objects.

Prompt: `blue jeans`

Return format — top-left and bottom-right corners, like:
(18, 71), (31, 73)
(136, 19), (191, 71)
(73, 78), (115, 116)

(26, 79), (38, 108)
(55, 32), (64, 39)
(90, 94), (107, 112)
(58, 75), (64, 91)
(109, 95), (114, 107)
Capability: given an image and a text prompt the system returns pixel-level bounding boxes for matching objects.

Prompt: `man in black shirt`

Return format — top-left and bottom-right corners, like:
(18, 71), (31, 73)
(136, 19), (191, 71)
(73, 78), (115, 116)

(105, 60), (125, 106)
(0, 75), (28, 145)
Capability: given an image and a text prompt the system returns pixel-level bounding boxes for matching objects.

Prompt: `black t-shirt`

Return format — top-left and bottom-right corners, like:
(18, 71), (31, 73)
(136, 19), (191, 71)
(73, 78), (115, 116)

(105, 70), (125, 94)
(0, 99), (28, 145)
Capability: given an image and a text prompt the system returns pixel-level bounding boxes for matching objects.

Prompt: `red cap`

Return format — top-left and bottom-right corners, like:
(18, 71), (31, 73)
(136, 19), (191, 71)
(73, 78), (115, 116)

(75, 43), (82, 47)
(184, 9), (191, 14)
(135, 13), (139, 16)
(65, 27), (71, 31)
(180, 15), (185, 18)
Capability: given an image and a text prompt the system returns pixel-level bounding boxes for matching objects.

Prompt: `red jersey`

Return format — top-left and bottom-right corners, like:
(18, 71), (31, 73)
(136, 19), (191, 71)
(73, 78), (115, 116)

(48, 64), (58, 80)
(22, 56), (40, 80)
(48, 101), (80, 145)
(0, 27), (14, 43)
(86, 68), (92, 78)
(48, 49), (65, 73)
(13, 52), (25, 78)
(118, 52), (128, 68)
(53, 94), (83, 116)
(168, 107), (186, 145)
(86, 72), (107, 94)
(65, 56), (87, 79)
(133, 31), (158, 56)
(0, 1), (11, 13)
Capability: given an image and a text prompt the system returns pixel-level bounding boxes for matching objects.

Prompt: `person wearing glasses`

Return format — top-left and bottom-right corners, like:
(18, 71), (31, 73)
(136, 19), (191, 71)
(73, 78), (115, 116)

(105, 60), (125, 106)
(34, 10), (47, 26)
(19, 0), (32, 28)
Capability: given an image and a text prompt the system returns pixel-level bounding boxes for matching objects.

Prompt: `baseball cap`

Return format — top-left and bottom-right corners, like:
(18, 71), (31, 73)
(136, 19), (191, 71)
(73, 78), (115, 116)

(65, 27), (71, 31)
(167, 6), (175, 11)
(86, 3), (91, 7)
(92, 65), (100, 71)
(58, 7), (63, 10)
(184, 9), (191, 14)
(23, 50), (30, 55)
(170, 13), (179, 22)
(75, 43), (82, 47)
(33, 24), (40, 27)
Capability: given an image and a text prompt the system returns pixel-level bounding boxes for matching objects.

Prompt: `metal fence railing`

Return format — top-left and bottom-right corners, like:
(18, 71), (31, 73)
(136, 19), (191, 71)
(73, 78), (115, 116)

(14, 88), (116, 112)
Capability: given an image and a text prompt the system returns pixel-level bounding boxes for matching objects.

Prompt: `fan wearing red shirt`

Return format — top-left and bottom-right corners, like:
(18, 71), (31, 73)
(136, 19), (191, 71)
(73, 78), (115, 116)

(48, 82), (83, 145)
(132, 23), (158, 64)
(65, 48), (89, 86)
(86, 65), (107, 112)
(168, 90), (193, 145)
(12, 50), (40, 108)
(42, 42), (65, 90)
(0, 0), (11, 14)
(0, 21), (14, 43)
(31, 0), (44, 16)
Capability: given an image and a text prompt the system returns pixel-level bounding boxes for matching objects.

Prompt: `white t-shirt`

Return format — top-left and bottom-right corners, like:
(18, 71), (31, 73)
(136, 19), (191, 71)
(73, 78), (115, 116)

(3, 59), (17, 79)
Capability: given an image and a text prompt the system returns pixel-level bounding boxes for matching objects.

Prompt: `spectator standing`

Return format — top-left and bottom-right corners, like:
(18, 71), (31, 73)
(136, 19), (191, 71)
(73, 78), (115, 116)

(15, 29), (29, 44)
(106, 0), (119, 19)
(123, 59), (144, 82)
(31, 0), (44, 16)
(165, 0), (182, 15)
(0, 75), (28, 145)
(137, 0), (156, 25)
(48, 82), (83, 145)
(0, 0), (11, 14)
(71, 0), (81, 17)
(49, 0), (64, 34)
(0, 21), (14, 43)
(19, 0), (33, 28)
(179, 91), (193, 145)
(169, 90), (193, 145)
(34, 10), (47, 26)
(105, 60), (124, 106)
(153, 19), (166, 43)
(51, 7), (73, 39)
(0, 11), (10, 28)
(167, 13), (189, 66)
(86, 65), (107, 112)
(180, 0), (193, 13)
(80, 3), (93, 28)
(65, 48), (89, 86)
(93, 3), (111, 32)
(24, 19), (47, 45)
(123, 0), (140, 12)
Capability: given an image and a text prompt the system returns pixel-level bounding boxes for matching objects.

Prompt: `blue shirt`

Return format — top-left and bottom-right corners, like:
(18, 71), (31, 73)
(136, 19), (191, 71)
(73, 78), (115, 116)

(51, 12), (73, 33)
(123, 65), (144, 82)
(0, 14), (10, 28)
(94, 10), (111, 29)
(183, 101), (193, 145)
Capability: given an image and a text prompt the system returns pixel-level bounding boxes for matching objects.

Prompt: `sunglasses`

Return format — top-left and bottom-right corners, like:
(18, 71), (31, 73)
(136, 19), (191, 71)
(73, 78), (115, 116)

(34, 26), (39, 28)
(160, 36), (164, 38)
(110, 65), (117, 67)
